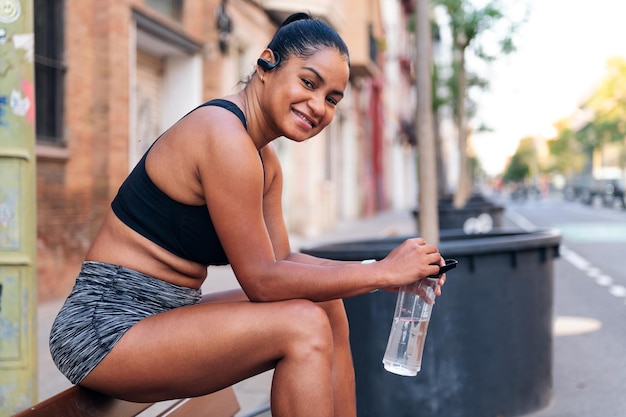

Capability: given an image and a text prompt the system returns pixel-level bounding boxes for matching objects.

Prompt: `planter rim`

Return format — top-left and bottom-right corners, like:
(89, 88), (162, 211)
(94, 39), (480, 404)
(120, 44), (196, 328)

(301, 227), (562, 260)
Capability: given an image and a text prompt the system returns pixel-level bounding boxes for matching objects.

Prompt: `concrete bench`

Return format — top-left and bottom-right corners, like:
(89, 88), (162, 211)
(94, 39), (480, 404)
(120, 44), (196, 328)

(12, 385), (240, 417)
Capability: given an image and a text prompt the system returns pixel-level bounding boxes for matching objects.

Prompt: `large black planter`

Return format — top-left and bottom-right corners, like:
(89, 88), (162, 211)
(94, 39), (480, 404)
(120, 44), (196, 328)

(302, 228), (561, 417)
(413, 194), (505, 232)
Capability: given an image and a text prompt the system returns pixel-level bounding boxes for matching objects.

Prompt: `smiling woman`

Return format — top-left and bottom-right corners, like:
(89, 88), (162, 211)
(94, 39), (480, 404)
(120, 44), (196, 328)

(48, 12), (446, 417)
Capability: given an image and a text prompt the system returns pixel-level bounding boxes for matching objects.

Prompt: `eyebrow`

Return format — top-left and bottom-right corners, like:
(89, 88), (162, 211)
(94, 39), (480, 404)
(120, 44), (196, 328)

(303, 66), (345, 98)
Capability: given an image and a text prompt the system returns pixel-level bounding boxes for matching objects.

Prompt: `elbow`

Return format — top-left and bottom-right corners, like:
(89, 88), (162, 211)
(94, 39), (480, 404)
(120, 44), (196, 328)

(243, 285), (276, 303)
(234, 261), (286, 302)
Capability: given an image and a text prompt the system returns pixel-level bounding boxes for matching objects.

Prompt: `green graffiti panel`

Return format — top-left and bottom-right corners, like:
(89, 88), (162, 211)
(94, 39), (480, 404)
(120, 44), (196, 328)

(0, 266), (24, 363)
(0, 158), (20, 250)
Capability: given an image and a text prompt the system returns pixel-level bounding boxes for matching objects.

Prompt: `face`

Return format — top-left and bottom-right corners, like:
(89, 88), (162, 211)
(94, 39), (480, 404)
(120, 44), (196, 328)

(263, 47), (350, 141)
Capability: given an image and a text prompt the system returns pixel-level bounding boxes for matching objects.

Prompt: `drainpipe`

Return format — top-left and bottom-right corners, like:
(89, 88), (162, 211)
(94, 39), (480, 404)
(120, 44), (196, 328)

(0, 0), (38, 414)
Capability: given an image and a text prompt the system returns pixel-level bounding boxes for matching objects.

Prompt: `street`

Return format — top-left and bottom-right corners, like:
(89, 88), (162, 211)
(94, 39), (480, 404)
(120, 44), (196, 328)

(503, 195), (626, 417)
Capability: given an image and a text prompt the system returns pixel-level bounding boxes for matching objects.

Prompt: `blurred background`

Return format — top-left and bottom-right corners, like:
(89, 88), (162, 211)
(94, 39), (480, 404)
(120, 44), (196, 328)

(3, 0), (626, 415)
(30, 0), (626, 302)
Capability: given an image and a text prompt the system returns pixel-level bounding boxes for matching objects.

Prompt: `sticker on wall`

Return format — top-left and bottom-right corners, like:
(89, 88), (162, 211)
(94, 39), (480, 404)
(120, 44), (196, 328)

(0, 0), (21, 24)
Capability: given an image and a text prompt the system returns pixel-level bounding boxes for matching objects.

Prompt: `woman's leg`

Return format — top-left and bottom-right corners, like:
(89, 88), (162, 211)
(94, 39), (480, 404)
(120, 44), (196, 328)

(80, 298), (335, 417)
(203, 291), (357, 415)
(318, 299), (357, 417)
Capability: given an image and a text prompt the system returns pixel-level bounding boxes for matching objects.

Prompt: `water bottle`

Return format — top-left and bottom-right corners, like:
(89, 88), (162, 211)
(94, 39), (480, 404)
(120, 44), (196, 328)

(382, 277), (439, 376)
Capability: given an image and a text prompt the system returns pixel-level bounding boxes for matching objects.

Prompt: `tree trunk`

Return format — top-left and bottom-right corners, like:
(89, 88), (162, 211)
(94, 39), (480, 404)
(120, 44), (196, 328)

(434, 109), (448, 198)
(416, 0), (439, 242)
(453, 47), (472, 208)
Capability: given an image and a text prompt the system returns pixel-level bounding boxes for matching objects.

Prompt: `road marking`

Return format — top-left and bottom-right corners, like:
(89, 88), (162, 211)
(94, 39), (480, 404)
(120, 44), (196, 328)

(609, 285), (626, 297)
(505, 210), (537, 231)
(560, 246), (590, 271)
(586, 267), (602, 277)
(507, 209), (624, 304)
(507, 212), (626, 304)
(561, 244), (624, 300)
(596, 275), (613, 286)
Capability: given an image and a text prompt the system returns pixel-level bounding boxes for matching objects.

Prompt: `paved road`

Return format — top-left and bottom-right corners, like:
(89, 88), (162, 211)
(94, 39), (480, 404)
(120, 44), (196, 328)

(506, 196), (626, 417)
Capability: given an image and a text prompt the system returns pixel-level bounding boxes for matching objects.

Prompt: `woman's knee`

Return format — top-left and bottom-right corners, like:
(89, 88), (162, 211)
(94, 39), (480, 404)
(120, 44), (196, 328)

(319, 299), (350, 338)
(280, 300), (333, 356)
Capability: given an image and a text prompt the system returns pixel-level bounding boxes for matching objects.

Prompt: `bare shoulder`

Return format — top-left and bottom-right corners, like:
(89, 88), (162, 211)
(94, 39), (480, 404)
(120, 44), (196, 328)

(146, 103), (258, 204)
(166, 103), (252, 156)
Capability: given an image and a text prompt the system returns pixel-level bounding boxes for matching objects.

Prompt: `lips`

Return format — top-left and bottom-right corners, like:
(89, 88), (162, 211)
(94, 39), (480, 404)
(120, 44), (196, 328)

(293, 109), (317, 128)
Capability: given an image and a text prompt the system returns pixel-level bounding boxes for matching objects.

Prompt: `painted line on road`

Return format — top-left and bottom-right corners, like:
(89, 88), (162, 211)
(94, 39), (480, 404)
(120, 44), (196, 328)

(505, 210), (537, 231)
(609, 285), (626, 297)
(508, 209), (624, 304)
(561, 245), (623, 300)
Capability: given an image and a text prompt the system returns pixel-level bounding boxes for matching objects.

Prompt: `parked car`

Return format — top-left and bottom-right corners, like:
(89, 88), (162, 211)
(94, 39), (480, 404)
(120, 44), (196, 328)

(579, 178), (625, 209)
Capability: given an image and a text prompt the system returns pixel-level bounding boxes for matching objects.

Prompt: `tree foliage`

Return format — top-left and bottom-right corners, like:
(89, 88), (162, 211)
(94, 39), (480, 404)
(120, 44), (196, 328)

(547, 56), (626, 176)
(433, 0), (526, 206)
(503, 136), (534, 182)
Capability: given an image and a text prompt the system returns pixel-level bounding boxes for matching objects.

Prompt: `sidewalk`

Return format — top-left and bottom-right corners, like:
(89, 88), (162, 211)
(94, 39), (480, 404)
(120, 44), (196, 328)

(37, 210), (416, 416)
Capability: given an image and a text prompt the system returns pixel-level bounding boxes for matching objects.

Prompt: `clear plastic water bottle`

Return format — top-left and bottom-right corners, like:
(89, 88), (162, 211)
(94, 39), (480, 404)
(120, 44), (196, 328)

(382, 277), (439, 376)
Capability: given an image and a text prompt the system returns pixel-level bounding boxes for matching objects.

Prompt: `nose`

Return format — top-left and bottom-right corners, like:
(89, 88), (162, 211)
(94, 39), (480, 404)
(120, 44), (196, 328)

(308, 93), (326, 119)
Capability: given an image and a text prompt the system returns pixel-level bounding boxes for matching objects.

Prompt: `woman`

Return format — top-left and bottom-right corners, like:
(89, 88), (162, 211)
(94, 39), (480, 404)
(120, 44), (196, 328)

(50, 12), (445, 417)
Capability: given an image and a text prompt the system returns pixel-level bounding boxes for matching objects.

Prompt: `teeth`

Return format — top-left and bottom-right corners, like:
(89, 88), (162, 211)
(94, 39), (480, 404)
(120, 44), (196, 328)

(294, 110), (314, 127)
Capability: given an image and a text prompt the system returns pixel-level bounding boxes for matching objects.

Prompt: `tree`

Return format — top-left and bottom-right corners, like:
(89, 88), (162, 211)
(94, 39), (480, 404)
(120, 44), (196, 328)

(580, 57), (626, 172)
(547, 57), (626, 178)
(433, 0), (525, 207)
(546, 123), (587, 179)
(415, 0), (439, 242)
(503, 136), (535, 183)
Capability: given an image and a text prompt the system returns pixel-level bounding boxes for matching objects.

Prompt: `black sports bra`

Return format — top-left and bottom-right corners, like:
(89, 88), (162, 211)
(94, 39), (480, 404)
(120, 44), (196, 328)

(111, 99), (247, 266)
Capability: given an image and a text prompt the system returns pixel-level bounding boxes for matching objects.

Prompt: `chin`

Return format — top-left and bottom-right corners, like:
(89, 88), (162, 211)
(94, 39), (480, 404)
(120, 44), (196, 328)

(284, 129), (319, 142)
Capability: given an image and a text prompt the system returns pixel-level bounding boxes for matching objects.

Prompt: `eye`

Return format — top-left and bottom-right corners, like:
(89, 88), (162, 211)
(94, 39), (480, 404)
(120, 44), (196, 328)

(302, 78), (315, 89)
(326, 96), (338, 106)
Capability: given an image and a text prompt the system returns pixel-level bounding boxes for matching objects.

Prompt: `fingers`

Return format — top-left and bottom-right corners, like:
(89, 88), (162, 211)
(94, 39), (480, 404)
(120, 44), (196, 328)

(407, 237), (437, 253)
(438, 274), (446, 287)
(409, 237), (427, 245)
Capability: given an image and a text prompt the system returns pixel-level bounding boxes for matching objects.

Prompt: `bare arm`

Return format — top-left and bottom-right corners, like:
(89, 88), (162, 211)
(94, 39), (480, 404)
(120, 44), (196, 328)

(197, 124), (441, 302)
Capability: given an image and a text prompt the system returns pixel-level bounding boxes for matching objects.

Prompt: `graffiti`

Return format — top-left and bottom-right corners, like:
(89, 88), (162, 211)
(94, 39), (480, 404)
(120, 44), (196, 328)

(10, 89), (29, 117)
(0, 95), (7, 127)
(0, 203), (12, 227)
(13, 33), (34, 62)
(0, 160), (19, 249)
(0, 0), (21, 24)
(0, 88), (32, 127)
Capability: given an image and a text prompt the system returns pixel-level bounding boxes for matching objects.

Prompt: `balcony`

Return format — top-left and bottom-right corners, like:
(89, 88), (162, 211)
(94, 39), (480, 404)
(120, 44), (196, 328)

(341, 0), (382, 78)
(257, 0), (381, 78)
(258, 0), (345, 28)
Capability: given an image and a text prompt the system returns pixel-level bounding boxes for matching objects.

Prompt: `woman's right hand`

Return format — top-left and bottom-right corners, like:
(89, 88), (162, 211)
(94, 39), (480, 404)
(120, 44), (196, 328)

(379, 237), (442, 289)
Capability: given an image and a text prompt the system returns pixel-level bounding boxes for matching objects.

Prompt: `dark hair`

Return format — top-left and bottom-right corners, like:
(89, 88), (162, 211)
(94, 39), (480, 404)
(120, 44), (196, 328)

(266, 12), (350, 68)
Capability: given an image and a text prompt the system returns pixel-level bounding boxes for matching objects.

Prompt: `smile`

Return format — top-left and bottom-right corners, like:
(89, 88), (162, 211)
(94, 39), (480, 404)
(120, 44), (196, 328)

(293, 109), (317, 128)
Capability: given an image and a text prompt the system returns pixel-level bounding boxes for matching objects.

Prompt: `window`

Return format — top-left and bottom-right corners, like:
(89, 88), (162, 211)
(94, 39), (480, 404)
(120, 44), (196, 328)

(34, 0), (65, 145)
(145, 0), (184, 21)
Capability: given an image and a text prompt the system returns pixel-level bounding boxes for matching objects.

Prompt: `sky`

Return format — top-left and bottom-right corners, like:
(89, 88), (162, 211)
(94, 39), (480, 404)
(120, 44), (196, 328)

(470, 0), (626, 175)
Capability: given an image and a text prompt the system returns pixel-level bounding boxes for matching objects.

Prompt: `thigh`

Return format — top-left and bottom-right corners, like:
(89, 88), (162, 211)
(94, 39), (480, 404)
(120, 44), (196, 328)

(81, 298), (326, 402)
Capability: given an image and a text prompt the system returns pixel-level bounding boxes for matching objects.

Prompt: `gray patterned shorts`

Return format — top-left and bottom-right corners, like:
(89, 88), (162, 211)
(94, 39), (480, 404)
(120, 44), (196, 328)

(49, 261), (202, 384)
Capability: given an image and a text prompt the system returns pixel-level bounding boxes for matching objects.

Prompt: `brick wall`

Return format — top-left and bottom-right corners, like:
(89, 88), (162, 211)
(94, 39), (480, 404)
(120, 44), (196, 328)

(36, 0), (223, 301)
